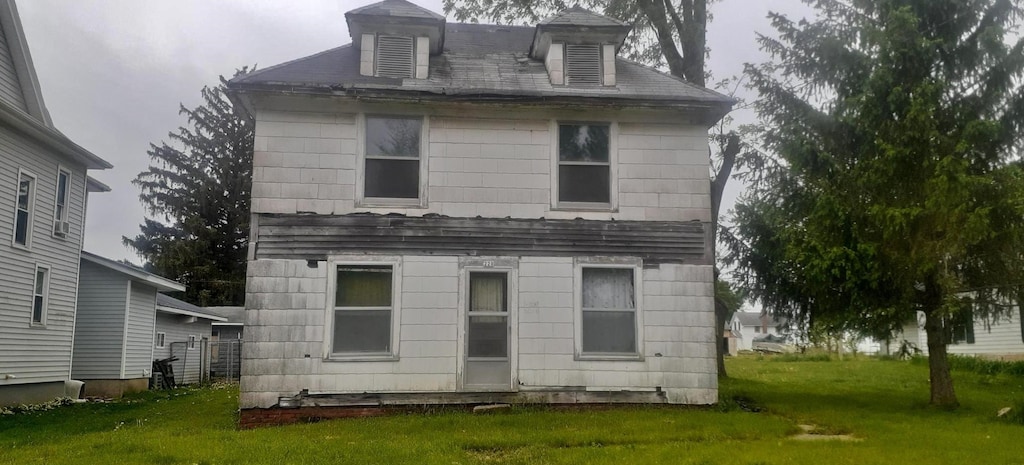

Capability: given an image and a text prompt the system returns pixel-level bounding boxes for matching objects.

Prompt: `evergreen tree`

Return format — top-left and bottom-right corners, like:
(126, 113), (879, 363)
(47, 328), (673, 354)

(727, 0), (1024, 407)
(448, 0), (746, 376)
(124, 70), (254, 306)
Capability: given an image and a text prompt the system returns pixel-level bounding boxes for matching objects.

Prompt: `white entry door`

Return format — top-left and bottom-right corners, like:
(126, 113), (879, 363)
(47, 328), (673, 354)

(463, 271), (512, 390)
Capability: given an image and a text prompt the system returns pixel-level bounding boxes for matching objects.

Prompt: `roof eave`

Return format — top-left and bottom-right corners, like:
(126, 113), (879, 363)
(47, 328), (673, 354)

(0, 99), (112, 170)
(81, 251), (185, 292)
(156, 306), (228, 322)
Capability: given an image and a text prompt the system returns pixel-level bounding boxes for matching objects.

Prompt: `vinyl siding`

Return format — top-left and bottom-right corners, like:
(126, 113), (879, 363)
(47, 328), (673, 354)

(70, 260), (126, 380)
(0, 124), (87, 387)
(901, 310), (1024, 358)
(154, 312), (212, 385)
(122, 283), (157, 379)
(0, 21), (26, 112)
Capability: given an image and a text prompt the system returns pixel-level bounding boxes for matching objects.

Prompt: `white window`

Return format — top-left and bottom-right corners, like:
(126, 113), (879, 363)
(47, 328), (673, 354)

(375, 34), (414, 78)
(155, 332), (166, 348)
(53, 168), (71, 236)
(564, 44), (602, 85)
(557, 123), (612, 207)
(13, 170), (35, 247)
(577, 265), (641, 357)
(187, 335), (197, 350)
(361, 115), (424, 203)
(31, 265), (49, 325)
(330, 263), (398, 357)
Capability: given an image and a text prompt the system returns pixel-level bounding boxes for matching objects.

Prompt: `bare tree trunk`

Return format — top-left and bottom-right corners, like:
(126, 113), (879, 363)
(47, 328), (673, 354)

(923, 309), (959, 408)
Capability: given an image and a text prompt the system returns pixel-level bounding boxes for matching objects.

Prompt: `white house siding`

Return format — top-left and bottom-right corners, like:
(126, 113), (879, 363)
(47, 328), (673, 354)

(154, 312), (211, 385)
(249, 107), (711, 223)
(240, 256), (716, 408)
(0, 125), (87, 389)
(70, 260), (127, 380)
(0, 20), (25, 112)
(122, 283), (157, 379)
(904, 311), (1024, 359)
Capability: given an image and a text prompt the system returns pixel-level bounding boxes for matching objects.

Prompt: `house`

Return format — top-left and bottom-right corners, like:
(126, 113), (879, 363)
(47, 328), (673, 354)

(154, 294), (226, 385)
(227, 0), (732, 420)
(72, 252), (185, 397)
(892, 310), (1024, 360)
(0, 0), (112, 406)
(729, 312), (789, 352)
(206, 306), (244, 380)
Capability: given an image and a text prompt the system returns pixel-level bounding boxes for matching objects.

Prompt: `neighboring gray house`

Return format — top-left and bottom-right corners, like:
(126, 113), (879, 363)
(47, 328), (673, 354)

(72, 252), (184, 397)
(154, 294), (225, 385)
(0, 0), (112, 406)
(228, 0), (731, 418)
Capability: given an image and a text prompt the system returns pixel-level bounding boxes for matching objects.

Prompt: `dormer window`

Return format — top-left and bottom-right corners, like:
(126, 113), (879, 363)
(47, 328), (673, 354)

(564, 44), (602, 85)
(375, 35), (414, 78)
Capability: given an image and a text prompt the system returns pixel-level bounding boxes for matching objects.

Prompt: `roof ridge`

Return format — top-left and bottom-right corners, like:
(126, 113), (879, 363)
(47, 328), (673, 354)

(346, 0), (445, 21)
(539, 6), (630, 27)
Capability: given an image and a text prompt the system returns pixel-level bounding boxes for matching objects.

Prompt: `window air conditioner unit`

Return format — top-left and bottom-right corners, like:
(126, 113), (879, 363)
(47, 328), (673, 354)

(53, 220), (70, 236)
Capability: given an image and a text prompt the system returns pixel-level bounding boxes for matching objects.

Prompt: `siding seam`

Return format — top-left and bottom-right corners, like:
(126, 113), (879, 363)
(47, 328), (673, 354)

(119, 280), (131, 379)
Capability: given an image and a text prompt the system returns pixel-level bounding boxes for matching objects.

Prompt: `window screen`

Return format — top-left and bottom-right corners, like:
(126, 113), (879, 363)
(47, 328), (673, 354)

(333, 265), (394, 354)
(581, 267), (636, 354)
(468, 272), (508, 358)
(558, 124), (610, 204)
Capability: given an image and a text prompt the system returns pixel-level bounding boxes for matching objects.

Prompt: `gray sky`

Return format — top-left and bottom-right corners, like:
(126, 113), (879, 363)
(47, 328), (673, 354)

(18, 0), (811, 262)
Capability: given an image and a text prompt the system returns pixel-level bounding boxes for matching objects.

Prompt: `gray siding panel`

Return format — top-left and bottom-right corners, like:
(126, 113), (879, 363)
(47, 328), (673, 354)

(70, 261), (126, 380)
(123, 283), (157, 379)
(0, 23), (26, 112)
(0, 124), (88, 387)
(154, 312), (212, 385)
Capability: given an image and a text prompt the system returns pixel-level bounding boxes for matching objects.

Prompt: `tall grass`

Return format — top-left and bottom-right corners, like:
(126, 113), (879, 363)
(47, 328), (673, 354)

(909, 354), (1024, 376)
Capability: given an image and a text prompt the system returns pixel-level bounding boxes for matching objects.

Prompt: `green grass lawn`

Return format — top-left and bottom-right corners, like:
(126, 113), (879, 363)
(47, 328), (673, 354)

(2, 357), (1022, 464)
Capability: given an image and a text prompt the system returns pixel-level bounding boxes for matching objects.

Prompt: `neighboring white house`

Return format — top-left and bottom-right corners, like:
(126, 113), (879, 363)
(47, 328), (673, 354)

(729, 312), (789, 353)
(893, 310), (1024, 360)
(227, 0), (732, 420)
(154, 294), (226, 385)
(0, 0), (112, 406)
(72, 252), (185, 397)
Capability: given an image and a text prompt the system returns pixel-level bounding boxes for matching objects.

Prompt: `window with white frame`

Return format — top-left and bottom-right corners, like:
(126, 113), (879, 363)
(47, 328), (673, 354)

(332, 264), (394, 355)
(13, 171), (35, 246)
(53, 168), (71, 235)
(155, 332), (166, 348)
(580, 267), (637, 354)
(187, 335), (197, 350)
(31, 265), (49, 325)
(363, 115), (423, 201)
(558, 123), (610, 205)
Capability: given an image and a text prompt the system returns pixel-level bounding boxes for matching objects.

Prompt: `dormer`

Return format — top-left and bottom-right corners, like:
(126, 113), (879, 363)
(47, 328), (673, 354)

(345, 0), (445, 79)
(530, 7), (631, 87)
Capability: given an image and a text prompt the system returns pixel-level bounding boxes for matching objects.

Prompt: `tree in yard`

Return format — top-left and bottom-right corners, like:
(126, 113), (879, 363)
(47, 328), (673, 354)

(124, 70), (254, 306)
(446, 0), (745, 376)
(726, 0), (1024, 407)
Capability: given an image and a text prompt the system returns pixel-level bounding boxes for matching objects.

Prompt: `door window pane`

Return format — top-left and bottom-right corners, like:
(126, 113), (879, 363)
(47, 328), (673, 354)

(470, 273), (507, 313)
(468, 315), (508, 357)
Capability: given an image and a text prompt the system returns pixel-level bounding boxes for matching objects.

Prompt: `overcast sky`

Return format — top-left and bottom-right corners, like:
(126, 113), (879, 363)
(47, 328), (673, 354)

(17, 0), (812, 262)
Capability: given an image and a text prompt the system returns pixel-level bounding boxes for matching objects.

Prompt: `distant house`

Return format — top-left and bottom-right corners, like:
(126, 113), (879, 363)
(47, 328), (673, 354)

(894, 310), (1024, 360)
(0, 0), (112, 406)
(154, 294), (226, 385)
(729, 312), (788, 352)
(72, 252), (184, 397)
(206, 306), (244, 380)
(228, 0), (732, 420)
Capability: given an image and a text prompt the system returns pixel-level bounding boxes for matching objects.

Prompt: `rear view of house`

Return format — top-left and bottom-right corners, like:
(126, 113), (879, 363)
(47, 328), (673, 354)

(153, 294), (225, 385)
(229, 0), (732, 422)
(0, 0), (112, 406)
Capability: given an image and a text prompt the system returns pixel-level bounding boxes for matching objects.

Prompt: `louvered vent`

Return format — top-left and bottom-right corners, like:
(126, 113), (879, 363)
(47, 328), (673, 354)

(565, 44), (602, 85)
(375, 35), (414, 78)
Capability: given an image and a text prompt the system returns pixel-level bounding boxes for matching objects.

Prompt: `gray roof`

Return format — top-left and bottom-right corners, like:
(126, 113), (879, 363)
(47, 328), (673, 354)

(156, 294), (227, 321)
(539, 6), (629, 27)
(346, 0), (445, 21)
(229, 23), (732, 110)
(205, 306), (245, 325)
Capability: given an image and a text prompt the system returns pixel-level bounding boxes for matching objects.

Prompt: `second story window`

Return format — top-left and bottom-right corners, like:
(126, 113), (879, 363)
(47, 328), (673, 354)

(558, 123), (610, 206)
(13, 171), (35, 247)
(53, 169), (71, 236)
(364, 115), (423, 201)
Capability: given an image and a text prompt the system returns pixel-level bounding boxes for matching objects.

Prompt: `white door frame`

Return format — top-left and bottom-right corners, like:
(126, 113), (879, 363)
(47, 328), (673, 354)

(456, 258), (518, 392)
